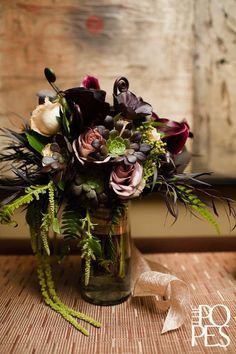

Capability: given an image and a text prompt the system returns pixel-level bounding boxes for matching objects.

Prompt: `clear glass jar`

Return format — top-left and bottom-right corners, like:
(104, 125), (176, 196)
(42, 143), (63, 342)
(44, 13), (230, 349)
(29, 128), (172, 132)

(80, 206), (131, 305)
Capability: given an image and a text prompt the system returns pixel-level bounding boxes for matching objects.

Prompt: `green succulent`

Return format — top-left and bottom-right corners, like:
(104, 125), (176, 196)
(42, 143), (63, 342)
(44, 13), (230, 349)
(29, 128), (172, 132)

(107, 136), (129, 157)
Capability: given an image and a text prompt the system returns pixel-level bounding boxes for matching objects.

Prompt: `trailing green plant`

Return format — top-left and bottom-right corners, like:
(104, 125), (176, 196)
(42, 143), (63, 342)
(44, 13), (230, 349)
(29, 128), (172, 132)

(36, 253), (101, 336)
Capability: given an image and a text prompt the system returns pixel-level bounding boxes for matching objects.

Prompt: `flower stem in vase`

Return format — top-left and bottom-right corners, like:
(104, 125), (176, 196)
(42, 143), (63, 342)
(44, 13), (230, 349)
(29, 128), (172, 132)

(80, 206), (131, 306)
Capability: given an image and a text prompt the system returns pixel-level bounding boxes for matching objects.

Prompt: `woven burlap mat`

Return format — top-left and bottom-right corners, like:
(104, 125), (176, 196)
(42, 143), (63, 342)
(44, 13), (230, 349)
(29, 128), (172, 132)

(0, 252), (236, 354)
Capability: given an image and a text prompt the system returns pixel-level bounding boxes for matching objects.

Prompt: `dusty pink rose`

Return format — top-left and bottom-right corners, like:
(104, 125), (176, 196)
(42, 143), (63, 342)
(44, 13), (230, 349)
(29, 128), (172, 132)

(110, 162), (145, 199)
(79, 128), (105, 158)
(73, 128), (110, 164)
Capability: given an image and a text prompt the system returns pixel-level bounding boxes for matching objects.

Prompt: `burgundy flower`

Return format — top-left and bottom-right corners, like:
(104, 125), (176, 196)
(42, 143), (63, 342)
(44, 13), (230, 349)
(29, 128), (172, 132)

(73, 128), (110, 164)
(81, 75), (100, 89)
(154, 117), (190, 154)
(110, 162), (145, 199)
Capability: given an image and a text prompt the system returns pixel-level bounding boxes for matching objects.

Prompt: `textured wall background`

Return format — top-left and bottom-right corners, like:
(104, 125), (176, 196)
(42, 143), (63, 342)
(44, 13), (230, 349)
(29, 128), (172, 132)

(0, 0), (235, 239)
(0, 0), (193, 134)
(193, 0), (236, 175)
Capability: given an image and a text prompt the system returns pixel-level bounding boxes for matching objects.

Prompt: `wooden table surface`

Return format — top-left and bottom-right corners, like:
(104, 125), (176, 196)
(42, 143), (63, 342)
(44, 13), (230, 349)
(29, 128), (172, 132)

(0, 252), (236, 354)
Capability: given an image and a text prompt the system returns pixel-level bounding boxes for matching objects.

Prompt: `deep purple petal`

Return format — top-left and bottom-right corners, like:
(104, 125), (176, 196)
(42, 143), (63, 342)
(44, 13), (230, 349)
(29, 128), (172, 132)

(114, 91), (152, 119)
(64, 87), (110, 128)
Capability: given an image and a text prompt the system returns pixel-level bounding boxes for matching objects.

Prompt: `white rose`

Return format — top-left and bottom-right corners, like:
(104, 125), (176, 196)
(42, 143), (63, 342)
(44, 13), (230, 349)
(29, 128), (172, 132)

(148, 128), (161, 142)
(30, 97), (61, 136)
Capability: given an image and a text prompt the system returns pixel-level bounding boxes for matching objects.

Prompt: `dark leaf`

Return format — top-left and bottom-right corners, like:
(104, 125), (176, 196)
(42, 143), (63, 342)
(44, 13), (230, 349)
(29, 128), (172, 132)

(0, 191), (21, 207)
(151, 166), (158, 192)
(212, 199), (219, 217)
(114, 91), (152, 120)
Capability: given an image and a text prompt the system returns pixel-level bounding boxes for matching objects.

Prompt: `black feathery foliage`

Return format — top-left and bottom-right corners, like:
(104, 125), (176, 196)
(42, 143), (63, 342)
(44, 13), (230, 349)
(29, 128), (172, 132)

(154, 172), (236, 232)
(0, 128), (47, 194)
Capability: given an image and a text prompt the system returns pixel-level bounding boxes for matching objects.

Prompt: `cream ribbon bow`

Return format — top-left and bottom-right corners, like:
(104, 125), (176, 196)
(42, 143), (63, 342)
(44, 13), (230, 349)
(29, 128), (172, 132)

(131, 244), (190, 333)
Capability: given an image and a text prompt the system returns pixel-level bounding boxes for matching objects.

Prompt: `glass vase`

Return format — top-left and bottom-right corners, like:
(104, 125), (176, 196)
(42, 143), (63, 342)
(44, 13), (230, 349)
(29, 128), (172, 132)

(80, 206), (131, 305)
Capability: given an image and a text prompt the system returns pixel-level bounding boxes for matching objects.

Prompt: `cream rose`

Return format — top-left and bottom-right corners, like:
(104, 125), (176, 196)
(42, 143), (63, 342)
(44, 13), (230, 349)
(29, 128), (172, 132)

(30, 97), (61, 136)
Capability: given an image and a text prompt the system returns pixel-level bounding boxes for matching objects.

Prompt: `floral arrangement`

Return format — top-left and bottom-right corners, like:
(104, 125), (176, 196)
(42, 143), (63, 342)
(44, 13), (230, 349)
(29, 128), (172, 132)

(0, 68), (235, 335)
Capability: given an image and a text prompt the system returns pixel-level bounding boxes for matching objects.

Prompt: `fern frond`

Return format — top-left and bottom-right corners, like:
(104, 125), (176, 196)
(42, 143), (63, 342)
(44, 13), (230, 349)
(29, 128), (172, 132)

(26, 200), (44, 253)
(61, 206), (82, 240)
(0, 182), (53, 225)
(176, 185), (220, 234)
(191, 203), (220, 234)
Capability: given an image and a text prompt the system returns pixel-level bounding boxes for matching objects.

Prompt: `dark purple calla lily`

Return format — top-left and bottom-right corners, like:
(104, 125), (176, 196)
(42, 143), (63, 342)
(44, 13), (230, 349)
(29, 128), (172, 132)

(64, 86), (110, 134)
(154, 117), (190, 154)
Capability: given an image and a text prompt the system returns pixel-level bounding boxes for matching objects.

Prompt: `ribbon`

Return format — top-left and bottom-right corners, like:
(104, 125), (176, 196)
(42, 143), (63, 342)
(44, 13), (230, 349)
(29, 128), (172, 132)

(131, 244), (190, 333)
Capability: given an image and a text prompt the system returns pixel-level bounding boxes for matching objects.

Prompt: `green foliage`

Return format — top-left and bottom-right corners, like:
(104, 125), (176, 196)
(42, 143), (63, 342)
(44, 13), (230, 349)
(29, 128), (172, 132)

(118, 234), (125, 278)
(176, 185), (220, 234)
(48, 182), (60, 234)
(137, 121), (166, 189)
(0, 183), (53, 225)
(113, 113), (122, 122)
(106, 202), (128, 277)
(25, 130), (49, 153)
(61, 206), (83, 240)
(60, 205), (84, 260)
(26, 200), (44, 253)
(38, 181), (61, 255)
(113, 204), (127, 278)
(105, 234), (116, 263)
(109, 202), (128, 262)
(0, 180), (61, 256)
(40, 213), (51, 256)
(80, 209), (102, 286)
